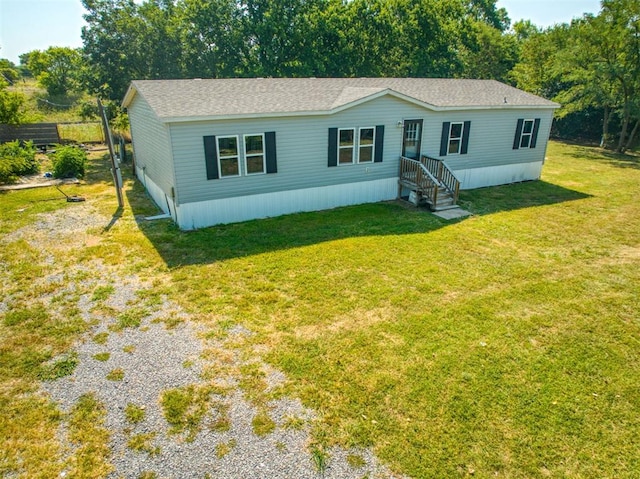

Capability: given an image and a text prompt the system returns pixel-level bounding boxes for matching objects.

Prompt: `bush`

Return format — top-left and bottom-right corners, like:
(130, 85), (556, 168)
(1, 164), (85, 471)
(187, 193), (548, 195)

(0, 140), (38, 184)
(51, 145), (87, 179)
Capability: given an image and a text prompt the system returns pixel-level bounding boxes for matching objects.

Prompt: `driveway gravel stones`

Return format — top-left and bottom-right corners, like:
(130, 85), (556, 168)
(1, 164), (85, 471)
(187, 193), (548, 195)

(8, 202), (405, 479)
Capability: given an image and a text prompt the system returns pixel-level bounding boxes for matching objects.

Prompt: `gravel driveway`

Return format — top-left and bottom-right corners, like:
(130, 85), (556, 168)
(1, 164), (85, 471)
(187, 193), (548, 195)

(7, 201), (405, 479)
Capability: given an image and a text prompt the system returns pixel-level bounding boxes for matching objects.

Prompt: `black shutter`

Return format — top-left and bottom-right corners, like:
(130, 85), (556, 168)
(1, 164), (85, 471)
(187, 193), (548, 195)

(530, 119), (541, 148)
(328, 127), (338, 167)
(513, 119), (524, 150)
(203, 135), (219, 180)
(440, 122), (450, 156)
(374, 125), (384, 163)
(265, 131), (277, 173)
(461, 121), (471, 155)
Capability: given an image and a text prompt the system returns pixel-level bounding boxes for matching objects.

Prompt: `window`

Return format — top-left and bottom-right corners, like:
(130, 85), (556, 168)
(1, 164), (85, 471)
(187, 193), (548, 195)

(216, 135), (240, 177)
(520, 119), (534, 148)
(244, 134), (266, 175)
(448, 122), (464, 155)
(204, 132), (277, 180)
(440, 121), (471, 156)
(338, 128), (355, 164)
(358, 127), (375, 163)
(513, 118), (540, 150)
(328, 126), (384, 167)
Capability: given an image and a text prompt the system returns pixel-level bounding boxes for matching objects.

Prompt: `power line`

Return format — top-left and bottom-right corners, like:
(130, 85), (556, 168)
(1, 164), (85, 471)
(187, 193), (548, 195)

(37, 98), (74, 108)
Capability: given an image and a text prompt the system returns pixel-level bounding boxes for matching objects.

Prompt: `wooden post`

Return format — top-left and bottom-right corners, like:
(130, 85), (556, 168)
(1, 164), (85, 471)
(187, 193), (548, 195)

(98, 99), (124, 208)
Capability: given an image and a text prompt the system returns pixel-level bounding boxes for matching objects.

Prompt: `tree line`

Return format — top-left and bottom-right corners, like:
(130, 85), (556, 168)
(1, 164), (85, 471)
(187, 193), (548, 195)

(1, 0), (639, 151)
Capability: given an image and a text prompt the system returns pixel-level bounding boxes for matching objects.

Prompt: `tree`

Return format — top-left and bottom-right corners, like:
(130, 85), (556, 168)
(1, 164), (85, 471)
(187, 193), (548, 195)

(554, 1), (640, 151)
(177, 0), (244, 78)
(0, 78), (26, 125)
(0, 78), (27, 125)
(26, 47), (84, 97)
(0, 58), (20, 84)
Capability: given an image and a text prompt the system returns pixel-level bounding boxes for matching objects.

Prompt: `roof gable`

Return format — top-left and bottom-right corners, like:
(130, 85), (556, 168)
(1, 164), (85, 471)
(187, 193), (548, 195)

(123, 78), (559, 122)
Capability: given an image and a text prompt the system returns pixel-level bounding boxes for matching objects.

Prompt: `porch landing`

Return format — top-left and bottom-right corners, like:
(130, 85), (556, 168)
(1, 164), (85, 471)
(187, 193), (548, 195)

(432, 206), (472, 220)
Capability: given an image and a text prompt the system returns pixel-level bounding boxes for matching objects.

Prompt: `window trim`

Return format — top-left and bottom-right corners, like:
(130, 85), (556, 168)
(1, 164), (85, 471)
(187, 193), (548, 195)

(358, 126), (375, 163)
(447, 122), (464, 155)
(520, 119), (535, 149)
(216, 135), (240, 178)
(243, 133), (267, 176)
(338, 127), (356, 165)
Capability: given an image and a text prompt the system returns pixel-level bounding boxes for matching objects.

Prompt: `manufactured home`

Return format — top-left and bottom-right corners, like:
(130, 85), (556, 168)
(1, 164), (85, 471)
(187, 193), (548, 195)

(122, 78), (559, 230)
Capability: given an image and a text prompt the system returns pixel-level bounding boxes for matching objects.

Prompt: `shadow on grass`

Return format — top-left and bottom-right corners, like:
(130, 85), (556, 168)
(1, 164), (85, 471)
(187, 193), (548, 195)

(125, 177), (589, 268)
(84, 151), (118, 185)
(558, 140), (640, 170)
(458, 180), (591, 216)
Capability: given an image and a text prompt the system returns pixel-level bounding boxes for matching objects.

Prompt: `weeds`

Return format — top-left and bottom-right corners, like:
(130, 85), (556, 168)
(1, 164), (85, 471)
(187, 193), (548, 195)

(252, 408), (276, 437)
(160, 384), (215, 441)
(92, 352), (110, 362)
(106, 368), (124, 381)
(127, 432), (160, 456)
(215, 439), (237, 458)
(125, 403), (146, 424)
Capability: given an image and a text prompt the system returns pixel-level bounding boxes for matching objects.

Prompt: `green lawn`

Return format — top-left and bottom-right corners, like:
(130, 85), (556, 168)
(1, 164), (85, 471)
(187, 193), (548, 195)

(1, 142), (639, 477)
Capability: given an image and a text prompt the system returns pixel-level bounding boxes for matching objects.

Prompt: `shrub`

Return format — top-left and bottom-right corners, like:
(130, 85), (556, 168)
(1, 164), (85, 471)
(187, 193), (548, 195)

(0, 140), (38, 184)
(51, 145), (86, 178)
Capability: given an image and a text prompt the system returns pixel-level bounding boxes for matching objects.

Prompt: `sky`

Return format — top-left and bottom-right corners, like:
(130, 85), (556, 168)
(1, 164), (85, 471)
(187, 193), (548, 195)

(0, 0), (603, 65)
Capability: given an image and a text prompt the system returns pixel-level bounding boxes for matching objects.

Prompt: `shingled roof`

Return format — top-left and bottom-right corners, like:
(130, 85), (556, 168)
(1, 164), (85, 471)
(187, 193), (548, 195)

(122, 78), (559, 122)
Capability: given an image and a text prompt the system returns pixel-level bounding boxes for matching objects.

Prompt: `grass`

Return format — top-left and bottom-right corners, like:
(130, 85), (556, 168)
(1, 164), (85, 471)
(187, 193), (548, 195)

(106, 368), (124, 381)
(67, 393), (113, 477)
(93, 332), (109, 345)
(149, 141), (637, 477)
(251, 408), (276, 437)
(0, 141), (638, 477)
(127, 432), (160, 456)
(125, 403), (146, 424)
(215, 439), (237, 458)
(109, 307), (148, 332)
(57, 123), (104, 144)
(347, 453), (366, 468)
(160, 384), (216, 441)
(92, 352), (110, 362)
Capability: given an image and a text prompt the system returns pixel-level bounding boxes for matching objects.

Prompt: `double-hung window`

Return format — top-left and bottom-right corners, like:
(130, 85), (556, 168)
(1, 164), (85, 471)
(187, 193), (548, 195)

(513, 118), (541, 150)
(448, 122), (464, 155)
(328, 126), (384, 167)
(338, 128), (355, 164)
(216, 136), (240, 177)
(520, 120), (535, 148)
(358, 127), (375, 163)
(244, 134), (266, 175)
(439, 121), (470, 156)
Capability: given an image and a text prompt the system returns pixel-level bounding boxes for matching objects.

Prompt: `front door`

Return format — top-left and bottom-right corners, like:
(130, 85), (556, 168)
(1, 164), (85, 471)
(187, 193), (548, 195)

(402, 119), (423, 160)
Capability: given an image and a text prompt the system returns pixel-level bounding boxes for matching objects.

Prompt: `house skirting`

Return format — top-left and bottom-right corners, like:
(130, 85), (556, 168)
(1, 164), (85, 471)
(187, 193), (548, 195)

(136, 161), (543, 230)
(137, 169), (398, 230)
(455, 161), (543, 190)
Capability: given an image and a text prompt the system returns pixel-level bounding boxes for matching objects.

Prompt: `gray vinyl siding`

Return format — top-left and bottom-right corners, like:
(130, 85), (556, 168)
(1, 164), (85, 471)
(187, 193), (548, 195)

(427, 109), (554, 171)
(167, 95), (554, 205)
(169, 96), (428, 204)
(128, 94), (175, 197)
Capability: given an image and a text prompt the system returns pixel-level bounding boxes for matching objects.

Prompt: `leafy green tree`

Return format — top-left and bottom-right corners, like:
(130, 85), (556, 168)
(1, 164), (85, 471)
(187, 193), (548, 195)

(239, 0), (323, 77)
(552, 1), (640, 151)
(26, 47), (84, 96)
(459, 20), (519, 82)
(510, 24), (571, 99)
(0, 58), (20, 83)
(0, 78), (27, 125)
(177, 0), (245, 78)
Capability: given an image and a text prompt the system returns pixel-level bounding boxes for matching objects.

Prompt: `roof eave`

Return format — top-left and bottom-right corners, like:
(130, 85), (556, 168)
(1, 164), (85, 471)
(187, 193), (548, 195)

(121, 84), (137, 109)
(159, 102), (559, 123)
